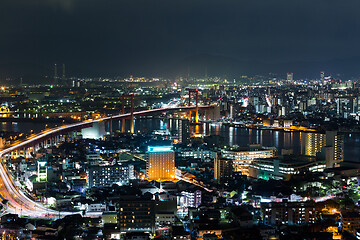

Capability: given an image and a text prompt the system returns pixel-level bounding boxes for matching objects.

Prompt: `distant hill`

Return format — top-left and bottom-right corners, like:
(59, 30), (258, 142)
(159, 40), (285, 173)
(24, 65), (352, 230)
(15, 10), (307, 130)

(1, 55), (360, 81)
(0, 62), (51, 85)
(166, 54), (360, 80)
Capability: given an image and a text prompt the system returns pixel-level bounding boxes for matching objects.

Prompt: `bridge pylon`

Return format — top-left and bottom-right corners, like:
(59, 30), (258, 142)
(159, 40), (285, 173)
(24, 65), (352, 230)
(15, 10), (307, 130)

(110, 116), (113, 135)
(188, 89), (199, 123)
(121, 93), (134, 134)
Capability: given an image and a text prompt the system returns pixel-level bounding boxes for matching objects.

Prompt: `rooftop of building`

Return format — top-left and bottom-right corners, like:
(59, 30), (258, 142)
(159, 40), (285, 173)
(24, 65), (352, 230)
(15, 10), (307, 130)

(253, 155), (320, 167)
(342, 211), (360, 218)
(261, 201), (315, 208)
(172, 226), (190, 236)
(222, 144), (277, 152)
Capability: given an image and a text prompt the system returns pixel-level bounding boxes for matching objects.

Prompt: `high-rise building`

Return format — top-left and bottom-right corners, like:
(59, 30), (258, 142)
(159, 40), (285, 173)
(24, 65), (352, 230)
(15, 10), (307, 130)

(335, 97), (351, 118)
(302, 131), (344, 168)
(117, 198), (176, 233)
(214, 153), (233, 181)
(178, 119), (190, 144)
(320, 71), (325, 83)
(303, 132), (326, 157)
(147, 146), (175, 181)
(88, 163), (133, 188)
(37, 160), (47, 182)
(117, 199), (155, 232)
(287, 72), (293, 81)
(261, 201), (316, 225)
(325, 131), (344, 168)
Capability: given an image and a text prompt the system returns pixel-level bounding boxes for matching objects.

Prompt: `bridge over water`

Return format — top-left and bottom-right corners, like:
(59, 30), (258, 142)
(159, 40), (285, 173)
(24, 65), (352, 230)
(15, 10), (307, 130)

(0, 106), (212, 218)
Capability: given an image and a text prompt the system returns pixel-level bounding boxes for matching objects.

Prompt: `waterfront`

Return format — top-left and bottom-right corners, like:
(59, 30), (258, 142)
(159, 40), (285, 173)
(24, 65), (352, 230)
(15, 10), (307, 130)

(2, 118), (359, 162)
(0, 121), (59, 134)
(131, 118), (360, 162)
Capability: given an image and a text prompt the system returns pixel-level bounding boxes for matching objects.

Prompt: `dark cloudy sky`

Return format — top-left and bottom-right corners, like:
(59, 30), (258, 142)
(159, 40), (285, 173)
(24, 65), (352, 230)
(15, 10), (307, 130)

(1, 0), (360, 80)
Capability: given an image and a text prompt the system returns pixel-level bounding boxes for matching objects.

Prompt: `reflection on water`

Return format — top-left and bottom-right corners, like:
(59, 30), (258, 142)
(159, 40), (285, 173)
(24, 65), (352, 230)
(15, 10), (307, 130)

(0, 122), (58, 134)
(131, 118), (360, 162)
(2, 118), (360, 162)
(229, 127), (234, 146)
(344, 134), (360, 162)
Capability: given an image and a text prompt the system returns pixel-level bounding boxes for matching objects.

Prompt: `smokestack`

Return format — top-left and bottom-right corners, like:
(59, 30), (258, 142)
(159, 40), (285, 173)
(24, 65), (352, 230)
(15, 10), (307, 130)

(54, 64), (58, 84)
(62, 63), (66, 81)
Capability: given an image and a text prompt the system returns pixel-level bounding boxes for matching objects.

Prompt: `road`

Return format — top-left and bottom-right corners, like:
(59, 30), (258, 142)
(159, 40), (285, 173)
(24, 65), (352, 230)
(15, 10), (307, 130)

(125, 152), (213, 192)
(0, 106), (202, 218)
(175, 169), (213, 192)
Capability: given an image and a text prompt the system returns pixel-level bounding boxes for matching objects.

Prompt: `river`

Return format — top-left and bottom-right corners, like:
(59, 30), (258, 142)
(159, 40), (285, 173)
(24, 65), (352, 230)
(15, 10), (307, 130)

(2, 118), (359, 162)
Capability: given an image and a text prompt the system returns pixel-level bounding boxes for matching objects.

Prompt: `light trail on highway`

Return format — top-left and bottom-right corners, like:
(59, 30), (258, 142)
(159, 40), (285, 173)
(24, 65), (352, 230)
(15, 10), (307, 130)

(0, 106), (203, 218)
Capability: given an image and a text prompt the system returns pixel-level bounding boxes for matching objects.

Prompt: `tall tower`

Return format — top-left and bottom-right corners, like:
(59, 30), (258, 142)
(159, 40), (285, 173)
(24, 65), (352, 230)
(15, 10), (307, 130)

(320, 71), (325, 83)
(146, 146), (175, 182)
(54, 64), (58, 84)
(62, 63), (66, 85)
(287, 72), (293, 82)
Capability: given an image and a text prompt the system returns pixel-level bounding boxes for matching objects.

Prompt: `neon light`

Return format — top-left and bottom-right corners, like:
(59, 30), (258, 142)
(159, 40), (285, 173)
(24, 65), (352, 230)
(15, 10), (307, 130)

(147, 146), (173, 152)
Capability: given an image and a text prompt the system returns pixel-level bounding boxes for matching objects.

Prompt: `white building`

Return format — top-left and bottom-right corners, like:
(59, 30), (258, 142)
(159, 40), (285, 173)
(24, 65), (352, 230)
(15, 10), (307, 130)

(177, 148), (216, 161)
(222, 145), (276, 175)
(88, 163), (133, 188)
(179, 190), (202, 208)
(87, 203), (107, 212)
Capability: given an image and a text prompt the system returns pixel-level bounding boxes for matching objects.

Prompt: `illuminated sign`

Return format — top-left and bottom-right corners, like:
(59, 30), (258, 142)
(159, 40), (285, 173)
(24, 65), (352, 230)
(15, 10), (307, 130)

(147, 146), (174, 153)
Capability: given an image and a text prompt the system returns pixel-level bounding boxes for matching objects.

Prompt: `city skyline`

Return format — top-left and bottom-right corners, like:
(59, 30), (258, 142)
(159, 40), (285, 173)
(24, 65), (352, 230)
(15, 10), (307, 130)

(1, 1), (360, 239)
(0, 69), (358, 238)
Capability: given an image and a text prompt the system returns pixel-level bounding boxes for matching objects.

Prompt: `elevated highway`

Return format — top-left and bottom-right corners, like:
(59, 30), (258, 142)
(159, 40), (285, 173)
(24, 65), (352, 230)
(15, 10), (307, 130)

(0, 106), (208, 218)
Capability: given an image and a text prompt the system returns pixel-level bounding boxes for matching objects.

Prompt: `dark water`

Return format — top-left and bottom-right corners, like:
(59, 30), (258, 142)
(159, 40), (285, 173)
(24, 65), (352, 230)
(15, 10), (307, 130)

(127, 118), (359, 163)
(3, 118), (360, 162)
(344, 134), (360, 162)
(0, 122), (59, 134)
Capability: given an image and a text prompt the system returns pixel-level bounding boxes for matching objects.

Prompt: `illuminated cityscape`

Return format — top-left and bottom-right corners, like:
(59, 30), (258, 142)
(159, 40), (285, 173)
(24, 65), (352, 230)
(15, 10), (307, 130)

(0, 0), (360, 239)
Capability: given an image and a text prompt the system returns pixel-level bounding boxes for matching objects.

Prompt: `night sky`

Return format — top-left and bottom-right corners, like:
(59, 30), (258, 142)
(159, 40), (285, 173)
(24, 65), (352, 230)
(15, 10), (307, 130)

(1, 0), (360, 80)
